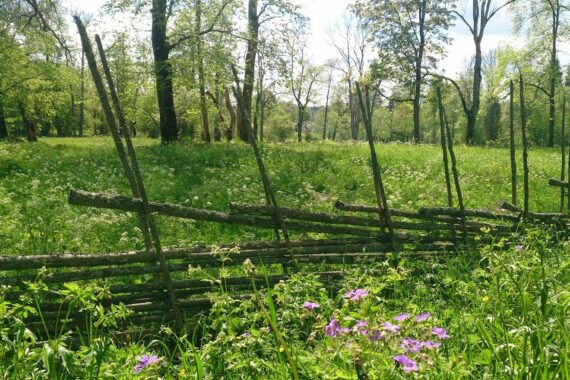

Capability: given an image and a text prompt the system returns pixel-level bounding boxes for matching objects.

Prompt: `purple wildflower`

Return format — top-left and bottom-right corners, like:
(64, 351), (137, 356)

(381, 321), (400, 333)
(400, 337), (422, 353)
(241, 332), (251, 338)
(369, 330), (382, 341)
(393, 355), (419, 373)
(515, 244), (524, 252)
(420, 340), (442, 350)
(395, 313), (410, 322)
(354, 320), (369, 329)
(340, 327), (352, 334)
(415, 312), (431, 322)
(432, 327), (450, 339)
(134, 355), (159, 374)
(326, 318), (340, 337)
(304, 301), (320, 310)
(344, 288), (368, 301)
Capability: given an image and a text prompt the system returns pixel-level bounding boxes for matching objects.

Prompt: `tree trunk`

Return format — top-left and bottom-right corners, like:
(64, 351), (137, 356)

(348, 80), (358, 140)
(195, 0), (211, 143)
(79, 51), (85, 137)
(260, 94), (265, 142)
(151, 0), (179, 143)
(224, 87), (236, 141)
(239, 0), (259, 142)
(19, 102), (37, 142)
(0, 94), (7, 139)
(466, 38), (483, 145)
(413, 47), (424, 143)
(297, 106), (304, 142)
(323, 74), (331, 140)
(548, 9), (559, 148)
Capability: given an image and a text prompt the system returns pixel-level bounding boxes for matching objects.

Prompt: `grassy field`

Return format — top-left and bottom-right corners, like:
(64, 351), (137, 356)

(1, 138), (569, 379)
(0, 137), (563, 255)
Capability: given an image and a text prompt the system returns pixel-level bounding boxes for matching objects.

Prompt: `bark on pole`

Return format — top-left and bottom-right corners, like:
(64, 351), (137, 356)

(519, 72), (530, 217)
(95, 33), (183, 331)
(437, 87), (467, 242)
(75, 20), (182, 330)
(509, 80), (517, 206)
(231, 65), (291, 267)
(355, 82), (395, 250)
(560, 94), (566, 212)
(436, 87), (457, 242)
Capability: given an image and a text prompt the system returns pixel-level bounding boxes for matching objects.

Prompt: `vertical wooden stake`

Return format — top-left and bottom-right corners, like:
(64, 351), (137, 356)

(436, 87), (467, 243)
(509, 79), (517, 206)
(355, 81), (395, 250)
(519, 72), (530, 217)
(560, 94), (566, 213)
(436, 87), (456, 243)
(230, 65), (291, 270)
(75, 17), (182, 330)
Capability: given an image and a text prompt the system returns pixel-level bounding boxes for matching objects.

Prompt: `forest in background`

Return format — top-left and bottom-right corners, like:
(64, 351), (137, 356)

(0, 0), (569, 146)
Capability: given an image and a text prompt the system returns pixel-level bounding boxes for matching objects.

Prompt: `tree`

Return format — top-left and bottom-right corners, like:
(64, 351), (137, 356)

(237, 0), (303, 142)
(452, 0), (515, 144)
(108, 0), (234, 143)
(327, 13), (370, 141)
(355, 0), (453, 143)
(279, 31), (322, 142)
(513, 0), (567, 147)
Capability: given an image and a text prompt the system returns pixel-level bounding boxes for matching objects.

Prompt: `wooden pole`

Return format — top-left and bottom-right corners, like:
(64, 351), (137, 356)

(519, 72), (530, 217)
(73, 19), (182, 330)
(560, 94), (566, 213)
(230, 65), (292, 270)
(355, 81), (395, 250)
(437, 87), (467, 243)
(436, 88), (455, 214)
(510, 79), (517, 206)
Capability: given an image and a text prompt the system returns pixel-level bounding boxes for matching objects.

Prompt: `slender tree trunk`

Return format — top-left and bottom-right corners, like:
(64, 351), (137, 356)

(195, 0), (211, 143)
(548, 9), (559, 148)
(0, 93), (7, 139)
(297, 106), (304, 142)
(413, 47), (424, 143)
(323, 74), (331, 140)
(151, 0), (178, 143)
(78, 51), (85, 137)
(260, 95), (265, 142)
(509, 80), (517, 206)
(239, 0), (259, 142)
(466, 39), (483, 145)
(19, 102), (37, 142)
(253, 90), (260, 139)
(224, 88), (236, 141)
(348, 80), (357, 140)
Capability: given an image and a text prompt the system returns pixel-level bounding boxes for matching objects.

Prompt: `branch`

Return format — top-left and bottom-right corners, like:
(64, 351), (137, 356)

(430, 73), (470, 115)
(526, 82), (550, 97)
(487, 0), (517, 21)
(452, 10), (475, 36)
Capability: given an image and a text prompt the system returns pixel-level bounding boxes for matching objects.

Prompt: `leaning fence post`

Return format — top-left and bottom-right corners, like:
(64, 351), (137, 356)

(509, 79), (517, 206)
(519, 72), (530, 218)
(436, 87), (457, 243)
(436, 87), (467, 243)
(74, 17), (182, 330)
(354, 81), (395, 250)
(560, 94), (566, 213)
(230, 65), (292, 271)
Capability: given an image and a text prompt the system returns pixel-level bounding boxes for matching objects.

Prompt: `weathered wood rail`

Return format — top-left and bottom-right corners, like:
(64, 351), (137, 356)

(6, 190), (566, 339)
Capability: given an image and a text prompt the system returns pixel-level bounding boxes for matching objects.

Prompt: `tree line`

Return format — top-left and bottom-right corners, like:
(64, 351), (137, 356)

(0, 0), (568, 147)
